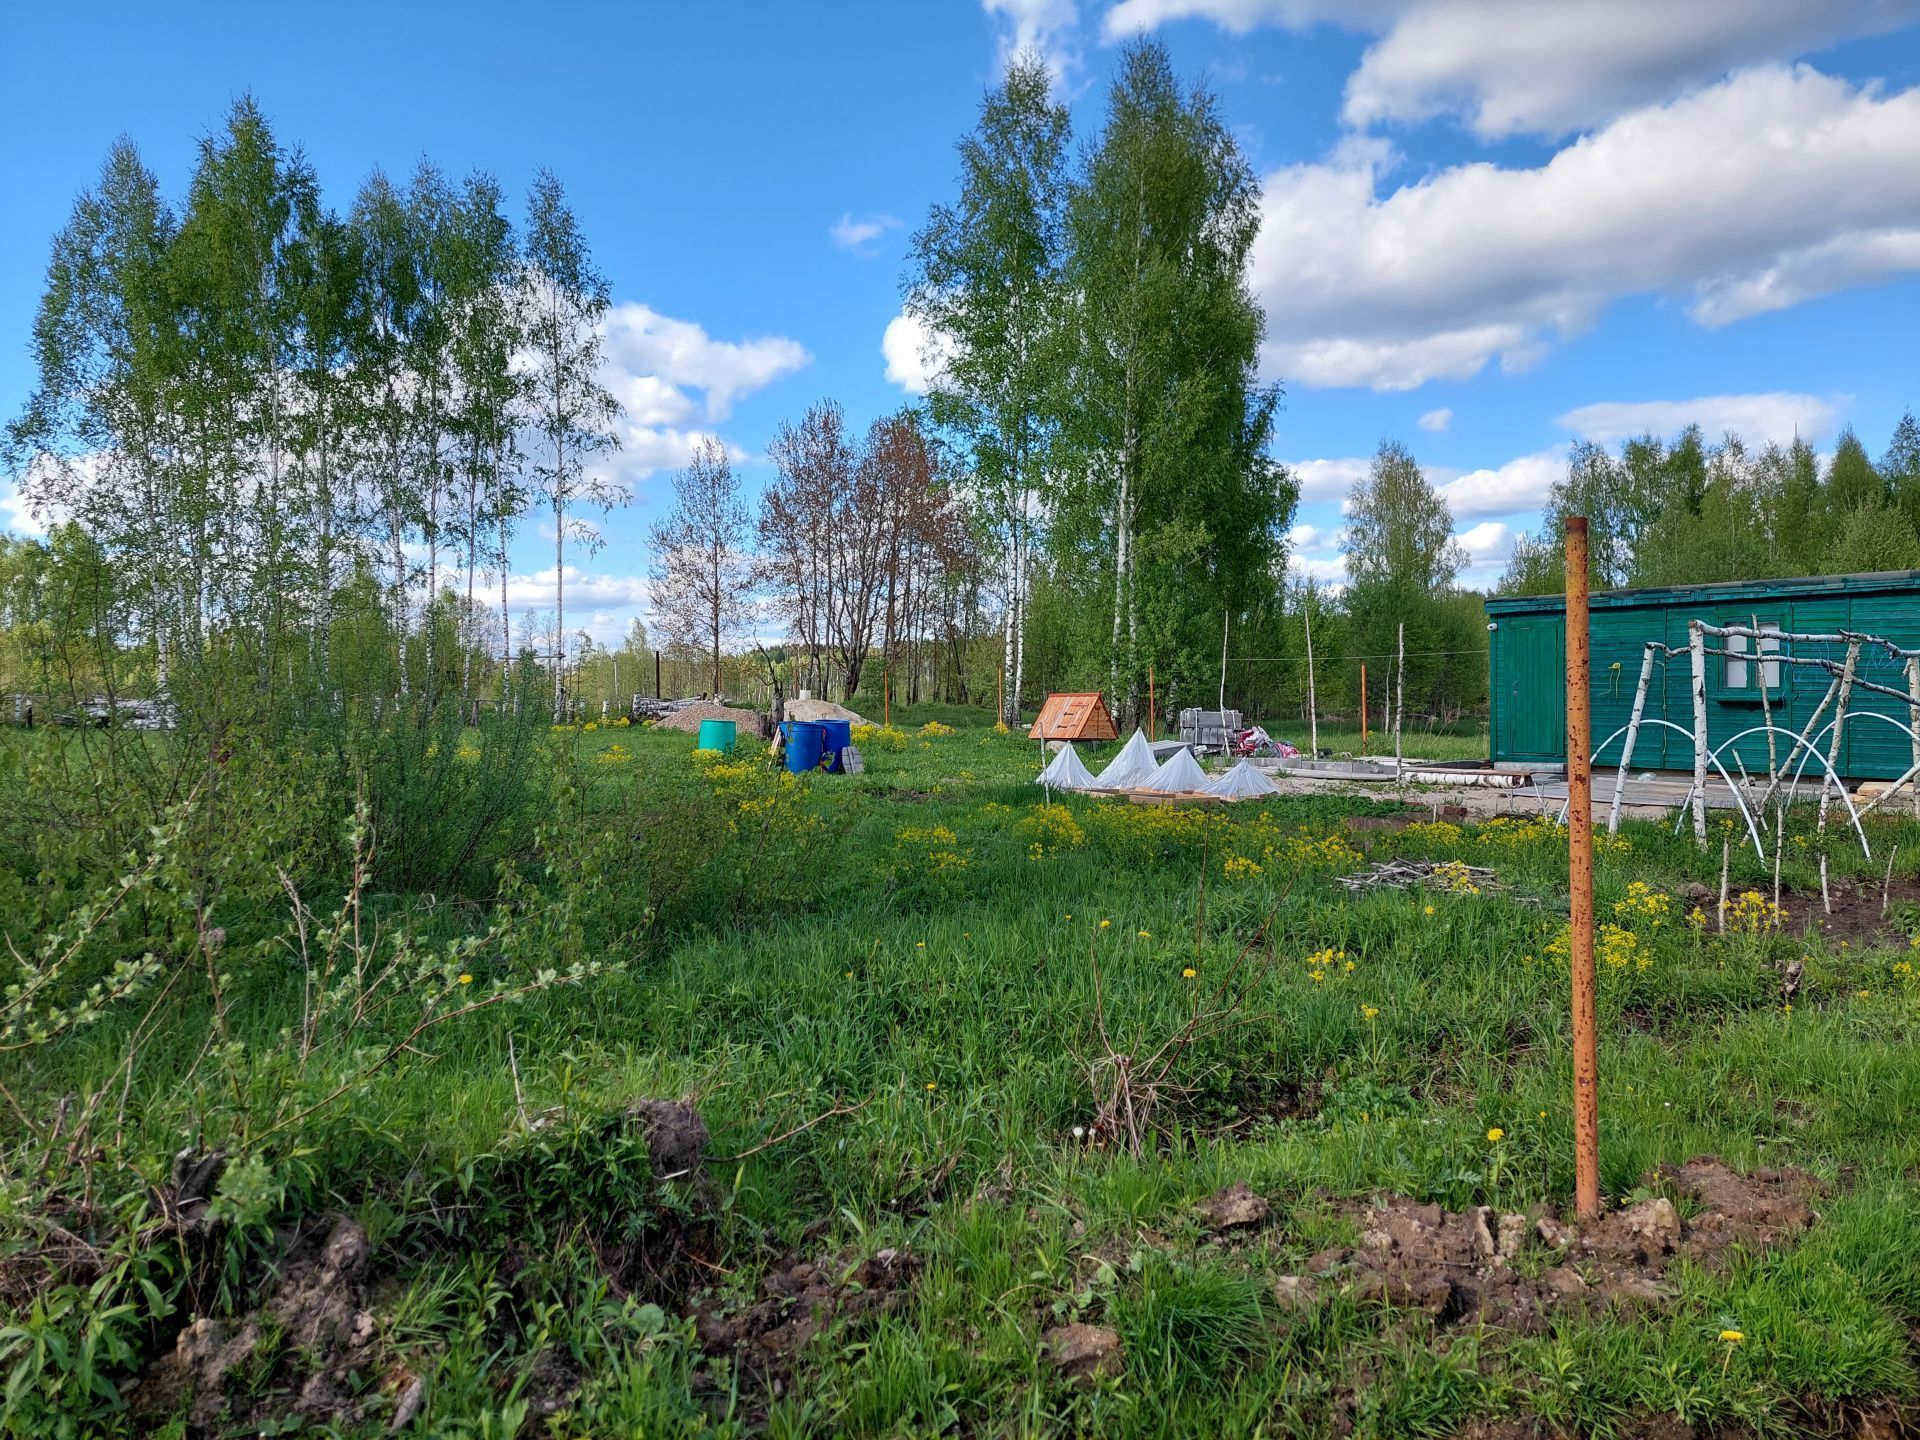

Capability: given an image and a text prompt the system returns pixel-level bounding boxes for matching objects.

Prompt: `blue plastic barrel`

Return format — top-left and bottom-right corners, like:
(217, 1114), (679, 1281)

(817, 718), (853, 772)
(782, 720), (827, 774)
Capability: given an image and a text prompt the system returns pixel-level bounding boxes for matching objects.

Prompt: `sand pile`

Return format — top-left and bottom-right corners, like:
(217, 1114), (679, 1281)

(783, 697), (868, 726)
(654, 703), (761, 735)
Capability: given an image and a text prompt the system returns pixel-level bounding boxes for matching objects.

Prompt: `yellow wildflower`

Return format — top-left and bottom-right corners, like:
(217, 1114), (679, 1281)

(1720, 1330), (1744, 1344)
(1487, 1127), (1505, 1143)
(1182, 967), (1197, 979)
(458, 973), (473, 985)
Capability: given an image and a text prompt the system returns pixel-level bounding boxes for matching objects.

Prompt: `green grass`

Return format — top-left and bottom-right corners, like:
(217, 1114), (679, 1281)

(3, 711), (1918, 1436)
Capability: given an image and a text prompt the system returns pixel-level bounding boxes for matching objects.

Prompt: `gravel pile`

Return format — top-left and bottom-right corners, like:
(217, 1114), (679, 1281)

(653, 702), (762, 735)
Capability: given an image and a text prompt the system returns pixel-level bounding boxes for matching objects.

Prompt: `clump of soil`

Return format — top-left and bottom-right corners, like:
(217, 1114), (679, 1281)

(1292, 1156), (1820, 1335)
(132, 1216), (396, 1433)
(694, 1247), (921, 1394)
(582, 1099), (718, 1303)
(1043, 1322), (1124, 1386)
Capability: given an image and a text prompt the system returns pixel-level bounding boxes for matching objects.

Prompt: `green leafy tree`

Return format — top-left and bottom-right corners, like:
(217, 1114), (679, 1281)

(1055, 40), (1288, 723)
(523, 169), (623, 720)
(906, 52), (1070, 724)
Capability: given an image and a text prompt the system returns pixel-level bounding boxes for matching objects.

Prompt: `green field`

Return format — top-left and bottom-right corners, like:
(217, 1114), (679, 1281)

(5, 712), (1920, 1437)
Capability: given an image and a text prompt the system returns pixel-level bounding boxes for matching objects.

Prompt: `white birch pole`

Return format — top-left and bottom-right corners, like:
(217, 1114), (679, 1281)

(1218, 609), (1229, 724)
(1817, 641), (1859, 836)
(1394, 620), (1405, 782)
(1689, 620), (1709, 847)
(1909, 656), (1920, 821)
(1608, 643), (1657, 833)
(1303, 593), (1318, 759)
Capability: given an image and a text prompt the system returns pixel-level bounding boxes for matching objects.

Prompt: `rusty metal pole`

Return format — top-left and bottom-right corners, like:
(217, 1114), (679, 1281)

(1565, 516), (1601, 1220)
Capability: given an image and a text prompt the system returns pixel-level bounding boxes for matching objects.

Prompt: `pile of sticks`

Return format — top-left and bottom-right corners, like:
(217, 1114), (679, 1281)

(1335, 859), (1500, 893)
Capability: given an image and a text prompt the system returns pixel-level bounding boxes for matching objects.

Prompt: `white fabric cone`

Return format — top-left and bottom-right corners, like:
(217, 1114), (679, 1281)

(1036, 742), (1097, 790)
(1092, 729), (1160, 789)
(1204, 758), (1280, 800)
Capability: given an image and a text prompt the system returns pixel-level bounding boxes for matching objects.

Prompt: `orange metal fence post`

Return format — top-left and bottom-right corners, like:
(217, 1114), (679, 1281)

(1565, 516), (1601, 1220)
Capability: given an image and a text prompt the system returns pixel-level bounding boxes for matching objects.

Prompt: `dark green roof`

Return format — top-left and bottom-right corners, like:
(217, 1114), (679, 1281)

(1483, 569), (1920, 617)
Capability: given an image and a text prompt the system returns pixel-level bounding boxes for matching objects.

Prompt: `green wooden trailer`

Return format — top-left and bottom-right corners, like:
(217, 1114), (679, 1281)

(1485, 571), (1920, 780)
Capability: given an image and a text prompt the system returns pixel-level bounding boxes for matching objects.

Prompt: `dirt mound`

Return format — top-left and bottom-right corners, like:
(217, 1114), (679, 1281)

(1290, 1157), (1820, 1336)
(133, 1216), (395, 1433)
(694, 1247), (920, 1373)
(654, 702), (761, 735)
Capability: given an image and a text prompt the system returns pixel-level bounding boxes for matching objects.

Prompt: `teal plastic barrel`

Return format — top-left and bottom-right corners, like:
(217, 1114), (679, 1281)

(782, 721), (827, 773)
(696, 718), (737, 753)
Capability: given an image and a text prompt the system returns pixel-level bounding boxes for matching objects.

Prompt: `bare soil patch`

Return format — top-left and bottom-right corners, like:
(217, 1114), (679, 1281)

(1278, 1157), (1821, 1336)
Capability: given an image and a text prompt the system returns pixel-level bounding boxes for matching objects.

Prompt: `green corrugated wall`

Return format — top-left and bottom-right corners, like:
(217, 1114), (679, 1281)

(1486, 573), (1920, 780)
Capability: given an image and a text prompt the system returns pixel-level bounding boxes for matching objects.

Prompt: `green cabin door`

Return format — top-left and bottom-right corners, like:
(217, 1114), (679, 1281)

(1502, 618), (1567, 760)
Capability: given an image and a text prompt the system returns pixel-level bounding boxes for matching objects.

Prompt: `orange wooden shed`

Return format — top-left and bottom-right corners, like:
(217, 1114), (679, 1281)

(1028, 691), (1119, 743)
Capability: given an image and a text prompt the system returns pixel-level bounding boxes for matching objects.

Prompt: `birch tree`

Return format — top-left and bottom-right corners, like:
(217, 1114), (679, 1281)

(1058, 41), (1284, 722)
(523, 170), (621, 720)
(649, 438), (753, 696)
(906, 52), (1069, 725)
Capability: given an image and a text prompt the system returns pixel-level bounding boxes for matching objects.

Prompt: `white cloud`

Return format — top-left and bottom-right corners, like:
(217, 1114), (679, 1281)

(0, 478), (51, 538)
(1292, 551), (1350, 585)
(1557, 392), (1838, 448)
(601, 303), (809, 424)
(830, 212), (903, 256)
(589, 302), (808, 492)
(983, 0), (1081, 83)
(506, 566), (651, 611)
(1101, 1), (1911, 138)
(1286, 522), (1326, 550)
(1251, 66), (1920, 390)
(1453, 519), (1517, 586)
(1417, 406), (1453, 432)
(1, 455), (89, 538)
(883, 312), (958, 395)
(1434, 447), (1566, 521)
(1284, 455), (1372, 502)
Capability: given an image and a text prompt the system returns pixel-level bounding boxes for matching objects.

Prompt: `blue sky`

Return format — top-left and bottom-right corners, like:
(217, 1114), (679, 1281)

(4, 1), (1919, 642)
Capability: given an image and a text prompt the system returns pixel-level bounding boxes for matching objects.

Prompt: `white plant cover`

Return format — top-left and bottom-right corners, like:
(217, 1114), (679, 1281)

(1144, 746), (1211, 793)
(1092, 729), (1160, 789)
(1035, 743), (1098, 790)
(1204, 759), (1280, 800)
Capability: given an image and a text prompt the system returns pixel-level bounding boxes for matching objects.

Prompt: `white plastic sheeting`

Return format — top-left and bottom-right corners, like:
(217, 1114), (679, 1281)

(1035, 743), (1098, 790)
(1204, 759), (1280, 800)
(1144, 746), (1211, 793)
(1092, 729), (1160, 790)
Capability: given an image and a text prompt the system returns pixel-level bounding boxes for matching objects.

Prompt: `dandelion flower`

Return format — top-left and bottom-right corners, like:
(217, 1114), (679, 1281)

(1182, 967), (1197, 979)
(1344, 960), (1356, 972)
(1538, 1110), (1547, 1120)
(926, 1082), (938, 1092)
(1423, 905), (1435, 916)
(917, 941), (926, 949)
(1361, 1004), (1379, 1020)
(1138, 930), (1151, 939)
(1100, 920), (1111, 929)
(1486, 1127), (1505, 1143)
(458, 973), (473, 985)
(1720, 1329), (1744, 1344)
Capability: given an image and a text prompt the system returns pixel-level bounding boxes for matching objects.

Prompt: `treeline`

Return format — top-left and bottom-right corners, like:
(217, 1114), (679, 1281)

(901, 43), (1295, 727)
(643, 404), (983, 708)
(3, 97), (624, 726)
(1503, 416), (1920, 593)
